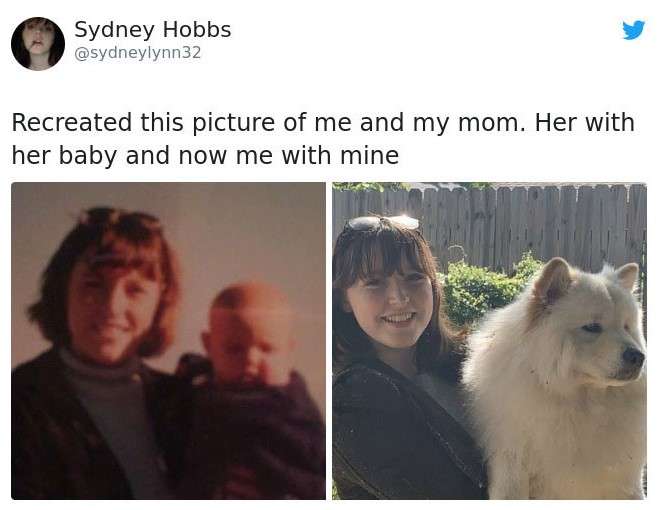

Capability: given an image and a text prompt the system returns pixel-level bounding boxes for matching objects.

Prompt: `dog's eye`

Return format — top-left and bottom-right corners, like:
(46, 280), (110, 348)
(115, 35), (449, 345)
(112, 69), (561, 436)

(582, 323), (603, 334)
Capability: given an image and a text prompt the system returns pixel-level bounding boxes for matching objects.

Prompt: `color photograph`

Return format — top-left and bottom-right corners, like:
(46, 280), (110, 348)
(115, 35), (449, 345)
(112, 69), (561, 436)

(332, 182), (646, 499)
(12, 182), (325, 499)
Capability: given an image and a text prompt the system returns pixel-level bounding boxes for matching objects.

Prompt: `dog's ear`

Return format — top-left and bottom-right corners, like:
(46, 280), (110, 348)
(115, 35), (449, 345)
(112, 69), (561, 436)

(533, 257), (573, 305)
(615, 263), (639, 292)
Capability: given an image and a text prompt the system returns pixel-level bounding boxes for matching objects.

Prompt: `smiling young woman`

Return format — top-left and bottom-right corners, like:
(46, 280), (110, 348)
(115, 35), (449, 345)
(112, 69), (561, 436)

(12, 207), (186, 499)
(332, 215), (488, 499)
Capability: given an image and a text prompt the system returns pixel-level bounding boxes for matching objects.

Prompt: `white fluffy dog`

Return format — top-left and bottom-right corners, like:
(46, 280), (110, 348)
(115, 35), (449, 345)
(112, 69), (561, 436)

(462, 258), (646, 499)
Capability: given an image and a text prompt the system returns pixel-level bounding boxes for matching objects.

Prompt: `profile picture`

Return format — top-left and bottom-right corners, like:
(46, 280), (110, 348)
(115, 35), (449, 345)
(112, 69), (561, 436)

(11, 17), (65, 71)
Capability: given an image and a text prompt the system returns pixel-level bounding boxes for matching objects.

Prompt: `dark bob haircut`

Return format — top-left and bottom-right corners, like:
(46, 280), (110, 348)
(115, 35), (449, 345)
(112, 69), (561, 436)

(28, 207), (180, 357)
(332, 216), (464, 374)
(11, 17), (65, 69)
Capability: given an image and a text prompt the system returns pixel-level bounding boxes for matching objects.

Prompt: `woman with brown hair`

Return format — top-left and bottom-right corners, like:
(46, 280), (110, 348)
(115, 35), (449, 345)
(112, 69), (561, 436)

(12, 207), (187, 499)
(332, 216), (487, 499)
(11, 17), (65, 71)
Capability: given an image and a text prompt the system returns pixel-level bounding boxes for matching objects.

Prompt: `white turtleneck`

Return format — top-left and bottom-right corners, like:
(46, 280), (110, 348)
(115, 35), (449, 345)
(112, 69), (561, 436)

(59, 348), (172, 499)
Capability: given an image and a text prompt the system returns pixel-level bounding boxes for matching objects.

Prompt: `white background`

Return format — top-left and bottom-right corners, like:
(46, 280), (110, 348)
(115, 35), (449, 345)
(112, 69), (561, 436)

(2, 0), (659, 506)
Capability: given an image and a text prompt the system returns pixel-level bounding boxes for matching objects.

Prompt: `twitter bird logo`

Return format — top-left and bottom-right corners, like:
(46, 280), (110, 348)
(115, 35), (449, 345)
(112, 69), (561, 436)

(623, 20), (645, 40)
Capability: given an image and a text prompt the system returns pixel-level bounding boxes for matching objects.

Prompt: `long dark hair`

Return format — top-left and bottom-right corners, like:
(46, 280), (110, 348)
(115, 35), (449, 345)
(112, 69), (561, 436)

(332, 217), (464, 374)
(12, 18), (65, 69)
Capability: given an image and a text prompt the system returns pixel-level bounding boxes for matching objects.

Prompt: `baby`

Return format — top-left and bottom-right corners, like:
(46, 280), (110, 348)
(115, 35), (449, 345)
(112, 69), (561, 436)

(177, 282), (325, 499)
(203, 281), (295, 389)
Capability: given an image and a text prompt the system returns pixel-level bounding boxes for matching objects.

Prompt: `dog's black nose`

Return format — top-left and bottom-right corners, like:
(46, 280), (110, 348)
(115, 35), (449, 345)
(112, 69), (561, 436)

(622, 347), (645, 368)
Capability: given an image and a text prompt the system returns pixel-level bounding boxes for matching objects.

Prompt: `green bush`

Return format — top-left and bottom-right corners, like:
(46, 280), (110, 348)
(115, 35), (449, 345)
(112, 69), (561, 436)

(443, 252), (544, 327)
(332, 182), (410, 192)
(513, 251), (545, 282)
(456, 182), (491, 189)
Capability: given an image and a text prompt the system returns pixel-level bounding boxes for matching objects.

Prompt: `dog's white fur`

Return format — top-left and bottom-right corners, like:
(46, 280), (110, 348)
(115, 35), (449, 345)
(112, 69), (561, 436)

(462, 258), (646, 499)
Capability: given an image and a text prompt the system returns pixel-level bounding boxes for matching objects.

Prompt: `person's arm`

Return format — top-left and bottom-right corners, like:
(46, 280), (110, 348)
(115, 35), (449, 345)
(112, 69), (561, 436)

(333, 368), (480, 500)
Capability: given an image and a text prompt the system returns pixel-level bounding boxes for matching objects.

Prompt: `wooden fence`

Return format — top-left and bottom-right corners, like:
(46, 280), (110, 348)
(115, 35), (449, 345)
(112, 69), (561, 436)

(333, 184), (646, 275)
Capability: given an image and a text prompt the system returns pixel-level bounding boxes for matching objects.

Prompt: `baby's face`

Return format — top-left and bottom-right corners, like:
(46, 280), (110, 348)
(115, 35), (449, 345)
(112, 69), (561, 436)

(205, 306), (294, 388)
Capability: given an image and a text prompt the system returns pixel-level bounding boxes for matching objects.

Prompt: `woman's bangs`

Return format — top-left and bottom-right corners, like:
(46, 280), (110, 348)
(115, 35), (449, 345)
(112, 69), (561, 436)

(25, 18), (52, 28)
(351, 231), (426, 282)
(87, 231), (163, 280)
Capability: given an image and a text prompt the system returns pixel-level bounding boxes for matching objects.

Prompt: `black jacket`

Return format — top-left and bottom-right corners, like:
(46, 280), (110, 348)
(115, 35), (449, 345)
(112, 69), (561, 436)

(11, 349), (191, 499)
(333, 357), (487, 499)
(176, 357), (325, 499)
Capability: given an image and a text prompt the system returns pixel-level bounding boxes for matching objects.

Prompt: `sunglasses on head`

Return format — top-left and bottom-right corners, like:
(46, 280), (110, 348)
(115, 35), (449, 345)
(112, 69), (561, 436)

(78, 207), (162, 232)
(346, 215), (420, 231)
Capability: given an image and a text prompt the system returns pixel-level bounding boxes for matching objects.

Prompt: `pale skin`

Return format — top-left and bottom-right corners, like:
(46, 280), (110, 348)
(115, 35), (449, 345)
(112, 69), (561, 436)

(203, 300), (295, 388)
(67, 259), (161, 367)
(201, 282), (296, 497)
(22, 19), (55, 70)
(343, 259), (434, 378)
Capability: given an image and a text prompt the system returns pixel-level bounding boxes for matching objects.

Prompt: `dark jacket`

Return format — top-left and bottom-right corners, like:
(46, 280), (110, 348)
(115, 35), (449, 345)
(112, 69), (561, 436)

(176, 355), (325, 499)
(333, 356), (487, 499)
(11, 348), (191, 499)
